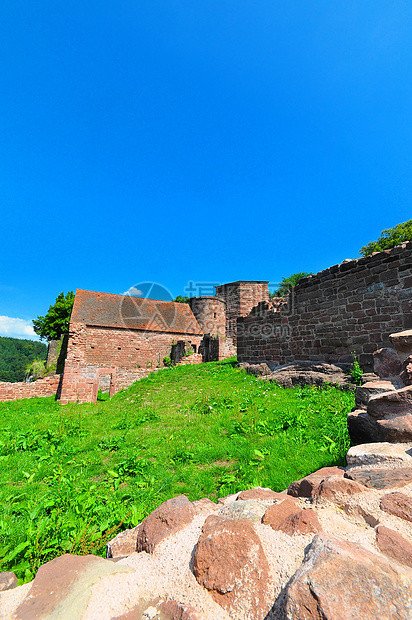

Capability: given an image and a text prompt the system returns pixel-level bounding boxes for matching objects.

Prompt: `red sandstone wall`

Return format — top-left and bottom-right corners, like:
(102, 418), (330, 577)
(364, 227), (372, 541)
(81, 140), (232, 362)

(59, 323), (203, 403)
(237, 243), (412, 370)
(189, 297), (226, 337)
(177, 352), (203, 365)
(215, 281), (269, 343)
(0, 374), (61, 402)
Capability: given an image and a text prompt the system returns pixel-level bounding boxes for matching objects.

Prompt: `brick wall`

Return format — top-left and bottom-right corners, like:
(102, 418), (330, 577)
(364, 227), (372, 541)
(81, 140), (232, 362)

(0, 374), (62, 402)
(237, 243), (412, 370)
(189, 297), (226, 337)
(215, 281), (269, 343)
(59, 322), (203, 403)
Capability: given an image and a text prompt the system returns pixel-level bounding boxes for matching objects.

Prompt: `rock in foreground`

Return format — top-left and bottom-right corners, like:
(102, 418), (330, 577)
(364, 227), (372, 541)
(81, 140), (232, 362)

(282, 534), (412, 620)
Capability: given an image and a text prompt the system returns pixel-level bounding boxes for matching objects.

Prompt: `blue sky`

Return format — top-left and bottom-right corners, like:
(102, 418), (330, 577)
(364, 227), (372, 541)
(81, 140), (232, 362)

(1, 1), (411, 339)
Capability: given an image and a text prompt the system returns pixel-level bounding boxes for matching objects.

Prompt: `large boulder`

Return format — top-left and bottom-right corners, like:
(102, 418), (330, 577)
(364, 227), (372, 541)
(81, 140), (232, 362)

(390, 329), (412, 362)
(262, 498), (301, 530)
(374, 414), (412, 443)
(287, 466), (345, 498)
(380, 491), (412, 522)
(350, 384), (412, 443)
(217, 499), (268, 524)
(355, 379), (402, 409)
(345, 467), (412, 490)
(267, 361), (352, 390)
(367, 385), (412, 419)
(107, 495), (197, 558)
(346, 442), (412, 469)
(347, 409), (382, 445)
(376, 525), (412, 568)
(13, 554), (133, 619)
(246, 363), (272, 377)
(313, 475), (366, 503)
(236, 487), (287, 502)
(193, 514), (270, 620)
(278, 509), (322, 536)
(136, 495), (196, 554)
(373, 347), (402, 378)
(281, 534), (412, 620)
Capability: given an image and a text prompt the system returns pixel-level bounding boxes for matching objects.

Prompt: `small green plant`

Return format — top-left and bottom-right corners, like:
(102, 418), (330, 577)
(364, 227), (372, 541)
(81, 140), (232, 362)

(163, 356), (173, 367)
(97, 390), (110, 402)
(350, 353), (363, 385)
(183, 344), (194, 357)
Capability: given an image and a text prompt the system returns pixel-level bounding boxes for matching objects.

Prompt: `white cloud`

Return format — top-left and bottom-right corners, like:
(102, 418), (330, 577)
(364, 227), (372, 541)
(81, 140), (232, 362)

(123, 287), (143, 297)
(0, 316), (37, 339)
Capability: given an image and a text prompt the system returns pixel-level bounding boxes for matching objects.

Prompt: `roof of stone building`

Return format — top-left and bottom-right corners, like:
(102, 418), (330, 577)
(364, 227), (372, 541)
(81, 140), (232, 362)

(71, 290), (203, 335)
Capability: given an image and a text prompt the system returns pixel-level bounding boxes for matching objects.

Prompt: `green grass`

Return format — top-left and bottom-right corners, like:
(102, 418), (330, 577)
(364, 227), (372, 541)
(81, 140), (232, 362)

(0, 358), (354, 582)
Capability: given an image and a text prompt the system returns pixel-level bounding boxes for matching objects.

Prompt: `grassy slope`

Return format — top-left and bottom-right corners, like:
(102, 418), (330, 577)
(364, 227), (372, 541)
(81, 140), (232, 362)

(0, 358), (354, 582)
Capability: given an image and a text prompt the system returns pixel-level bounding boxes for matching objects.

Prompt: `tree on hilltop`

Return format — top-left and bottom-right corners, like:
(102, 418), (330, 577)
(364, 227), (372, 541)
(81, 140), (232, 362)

(270, 272), (313, 297)
(33, 291), (75, 341)
(360, 219), (412, 256)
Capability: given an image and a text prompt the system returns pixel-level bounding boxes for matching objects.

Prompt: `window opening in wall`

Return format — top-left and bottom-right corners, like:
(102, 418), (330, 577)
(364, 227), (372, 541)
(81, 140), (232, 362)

(192, 344), (197, 353)
(214, 313), (217, 318)
(118, 347), (121, 350)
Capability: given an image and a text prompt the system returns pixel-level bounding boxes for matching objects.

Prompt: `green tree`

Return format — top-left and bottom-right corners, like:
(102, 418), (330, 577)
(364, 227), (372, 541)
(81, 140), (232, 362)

(271, 272), (313, 297)
(360, 219), (412, 256)
(32, 291), (75, 341)
(173, 295), (191, 304)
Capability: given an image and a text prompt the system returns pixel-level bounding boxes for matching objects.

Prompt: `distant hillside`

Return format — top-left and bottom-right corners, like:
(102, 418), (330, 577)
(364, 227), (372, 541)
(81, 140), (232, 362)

(0, 336), (47, 383)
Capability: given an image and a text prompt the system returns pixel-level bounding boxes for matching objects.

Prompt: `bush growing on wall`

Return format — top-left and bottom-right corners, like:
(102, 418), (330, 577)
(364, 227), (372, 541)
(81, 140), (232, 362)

(270, 272), (313, 297)
(360, 219), (412, 256)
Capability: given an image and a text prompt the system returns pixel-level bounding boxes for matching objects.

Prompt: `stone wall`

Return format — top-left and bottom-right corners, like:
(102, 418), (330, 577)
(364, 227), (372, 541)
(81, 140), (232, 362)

(59, 322), (203, 403)
(0, 374), (62, 402)
(46, 335), (68, 374)
(189, 297), (226, 337)
(237, 243), (412, 370)
(215, 281), (269, 344)
(46, 339), (61, 367)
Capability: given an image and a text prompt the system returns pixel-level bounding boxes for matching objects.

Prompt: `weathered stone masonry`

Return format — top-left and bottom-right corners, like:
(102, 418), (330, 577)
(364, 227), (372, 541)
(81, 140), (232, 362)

(237, 243), (412, 370)
(0, 281), (271, 403)
(0, 374), (62, 402)
(215, 281), (269, 344)
(59, 290), (204, 404)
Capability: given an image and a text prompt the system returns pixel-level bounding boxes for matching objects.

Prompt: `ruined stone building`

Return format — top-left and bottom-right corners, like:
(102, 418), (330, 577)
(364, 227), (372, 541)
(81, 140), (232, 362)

(58, 281), (269, 403)
(1, 244), (411, 404)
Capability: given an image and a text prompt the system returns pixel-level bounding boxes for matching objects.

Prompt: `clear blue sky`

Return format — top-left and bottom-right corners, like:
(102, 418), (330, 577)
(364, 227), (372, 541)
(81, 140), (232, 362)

(1, 1), (411, 339)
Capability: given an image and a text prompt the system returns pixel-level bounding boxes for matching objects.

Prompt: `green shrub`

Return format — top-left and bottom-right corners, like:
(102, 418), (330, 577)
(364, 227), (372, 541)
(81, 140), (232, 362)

(360, 219), (412, 256)
(25, 359), (51, 382)
(270, 272), (313, 297)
